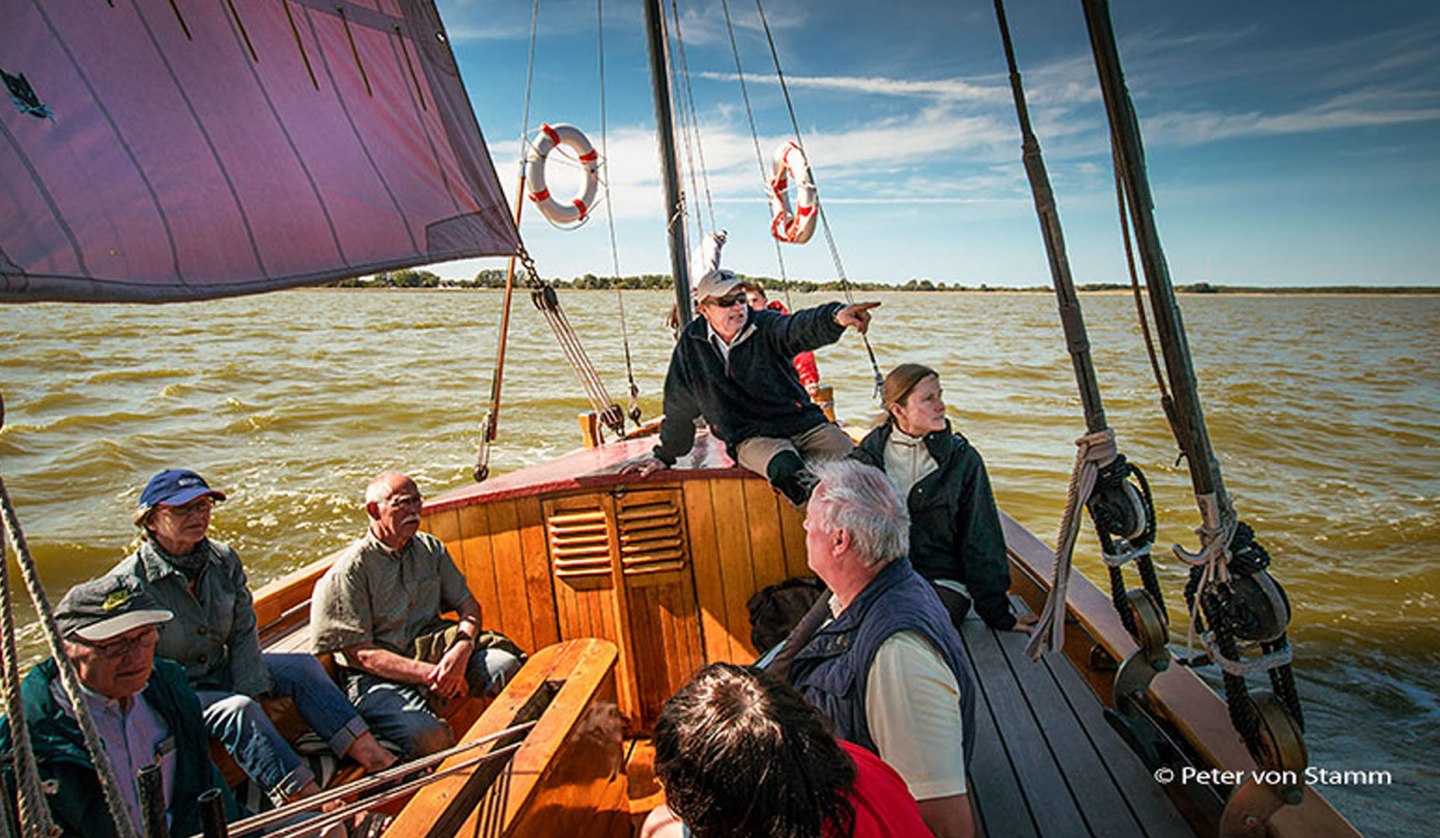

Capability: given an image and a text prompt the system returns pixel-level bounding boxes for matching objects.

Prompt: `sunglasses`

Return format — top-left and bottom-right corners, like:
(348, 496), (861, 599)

(705, 292), (747, 308)
(76, 625), (162, 660)
(159, 497), (217, 518)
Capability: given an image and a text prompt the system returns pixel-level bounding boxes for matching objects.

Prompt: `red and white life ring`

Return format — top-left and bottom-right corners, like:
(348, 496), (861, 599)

(525, 123), (600, 225)
(768, 140), (817, 244)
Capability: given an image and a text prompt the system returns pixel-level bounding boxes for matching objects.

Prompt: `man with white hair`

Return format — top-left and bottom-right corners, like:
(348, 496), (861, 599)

(781, 459), (979, 838)
(624, 263), (880, 506)
(310, 471), (523, 758)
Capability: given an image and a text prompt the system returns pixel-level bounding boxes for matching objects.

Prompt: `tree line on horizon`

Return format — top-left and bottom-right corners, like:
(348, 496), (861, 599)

(332, 268), (1125, 293)
(327, 270), (1433, 295)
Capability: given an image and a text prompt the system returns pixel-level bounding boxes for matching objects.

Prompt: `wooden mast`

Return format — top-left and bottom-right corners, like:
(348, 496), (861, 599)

(993, 0), (1107, 434)
(1079, 0), (1228, 509)
(642, 0), (692, 321)
(1078, 13), (1312, 829)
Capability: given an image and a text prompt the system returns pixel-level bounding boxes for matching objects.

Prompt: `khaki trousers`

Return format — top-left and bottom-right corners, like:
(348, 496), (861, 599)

(734, 422), (856, 478)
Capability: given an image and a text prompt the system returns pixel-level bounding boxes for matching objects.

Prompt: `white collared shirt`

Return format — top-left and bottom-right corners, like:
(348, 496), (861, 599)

(705, 318), (757, 367)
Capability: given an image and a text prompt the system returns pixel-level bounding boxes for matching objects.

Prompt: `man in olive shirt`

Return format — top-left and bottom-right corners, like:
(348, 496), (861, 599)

(310, 472), (522, 757)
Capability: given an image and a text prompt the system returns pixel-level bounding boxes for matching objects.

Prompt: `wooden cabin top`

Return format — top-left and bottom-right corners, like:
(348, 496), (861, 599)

(426, 434), (743, 512)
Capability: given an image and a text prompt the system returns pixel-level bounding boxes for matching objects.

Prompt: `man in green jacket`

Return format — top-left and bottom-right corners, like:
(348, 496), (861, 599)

(0, 574), (239, 837)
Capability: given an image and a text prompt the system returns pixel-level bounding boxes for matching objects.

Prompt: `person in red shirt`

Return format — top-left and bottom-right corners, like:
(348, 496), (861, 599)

(640, 662), (932, 838)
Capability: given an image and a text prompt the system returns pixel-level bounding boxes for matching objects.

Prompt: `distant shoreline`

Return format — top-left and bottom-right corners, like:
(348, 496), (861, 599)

(323, 283), (1440, 296)
(328, 269), (1437, 295)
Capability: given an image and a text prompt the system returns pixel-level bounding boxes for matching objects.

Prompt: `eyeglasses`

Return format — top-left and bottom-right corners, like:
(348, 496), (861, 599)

(159, 497), (216, 518)
(77, 625), (161, 660)
(705, 292), (747, 308)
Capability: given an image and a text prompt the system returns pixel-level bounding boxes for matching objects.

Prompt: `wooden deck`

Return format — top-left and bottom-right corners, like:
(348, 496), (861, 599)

(963, 613), (1193, 838)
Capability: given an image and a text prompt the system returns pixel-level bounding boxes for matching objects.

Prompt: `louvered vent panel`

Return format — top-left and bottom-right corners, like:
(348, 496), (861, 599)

(618, 499), (686, 576)
(548, 508), (611, 578)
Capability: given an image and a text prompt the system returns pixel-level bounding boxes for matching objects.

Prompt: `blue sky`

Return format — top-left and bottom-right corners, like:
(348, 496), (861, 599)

(433, 0), (1440, 287)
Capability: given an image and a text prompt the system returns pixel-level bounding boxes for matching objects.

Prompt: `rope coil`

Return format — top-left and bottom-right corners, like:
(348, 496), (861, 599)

(1026, 429), (1119, 659)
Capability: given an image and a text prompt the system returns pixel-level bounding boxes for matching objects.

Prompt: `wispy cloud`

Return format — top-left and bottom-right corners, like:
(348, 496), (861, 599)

(435, 0), (530, 41)
(1147, 92), (1440, 146)
(563, 103), (1030, 226)
(662, 3), (809, 48)
(1117, 16), (1440, 141)
(697, 71), (1011, 105)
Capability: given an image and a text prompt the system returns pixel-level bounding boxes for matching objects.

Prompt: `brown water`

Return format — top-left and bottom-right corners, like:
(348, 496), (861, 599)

(2, 289), (1436, 833)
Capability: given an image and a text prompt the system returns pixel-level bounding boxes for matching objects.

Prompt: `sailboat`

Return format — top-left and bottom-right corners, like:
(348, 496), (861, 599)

(0, 0), (1363, 836)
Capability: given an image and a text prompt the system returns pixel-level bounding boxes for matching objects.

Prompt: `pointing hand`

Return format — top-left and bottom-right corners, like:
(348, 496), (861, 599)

(835, 301), (881, 334)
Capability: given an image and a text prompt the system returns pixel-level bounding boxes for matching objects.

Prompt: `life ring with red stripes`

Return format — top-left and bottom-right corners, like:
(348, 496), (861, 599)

(525, 123), (600, 225)
(768, 140), (817, 244)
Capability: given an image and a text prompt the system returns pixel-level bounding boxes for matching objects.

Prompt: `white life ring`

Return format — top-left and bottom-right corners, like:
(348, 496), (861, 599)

(767, 140), (817, 244)
(525, 123), (600, 225)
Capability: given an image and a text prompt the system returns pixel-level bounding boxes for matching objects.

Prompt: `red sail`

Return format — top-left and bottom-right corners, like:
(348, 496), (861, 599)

(1, 0), (517, 302)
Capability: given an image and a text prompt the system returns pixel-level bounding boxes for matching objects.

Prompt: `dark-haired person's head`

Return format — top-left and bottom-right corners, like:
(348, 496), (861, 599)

(742, 282), (769, 311)
(652, 662), (856, 838)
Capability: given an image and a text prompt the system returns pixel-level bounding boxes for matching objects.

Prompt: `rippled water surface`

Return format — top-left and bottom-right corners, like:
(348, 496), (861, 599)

(3, 289), (1436, 834)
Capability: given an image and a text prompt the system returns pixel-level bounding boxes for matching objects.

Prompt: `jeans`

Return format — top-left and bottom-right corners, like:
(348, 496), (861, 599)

(198, 653), (370, 802)
(197, 690), (313, 802)
(265, 653), (370, 756)
(345, 647), (522, 758)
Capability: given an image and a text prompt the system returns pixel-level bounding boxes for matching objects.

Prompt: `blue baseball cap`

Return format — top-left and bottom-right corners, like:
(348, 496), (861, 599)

(138, 469), (226, 509)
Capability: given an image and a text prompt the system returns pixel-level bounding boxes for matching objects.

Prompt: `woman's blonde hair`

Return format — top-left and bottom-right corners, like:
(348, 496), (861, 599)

(132, 505), (156, 533)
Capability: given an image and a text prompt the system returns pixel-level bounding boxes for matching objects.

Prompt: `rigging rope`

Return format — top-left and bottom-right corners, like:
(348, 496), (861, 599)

(667, 0), (718, 240)
(0, 493), (55, 838)
(718, 0), (793, 300)
(476, 0), (626, 480)
(224, 723), (535, 837)
(598, 0), (642, 425)
(517, 244), (627, 437)
(991, 0), (1167, 645)
(0, 469), (137, 838)
(751, 0), (884, 394)
(1112, 160), (1183, 452)
(1095, 40), (1305, 757)
(475, 0), (546, 482)
(518, 0), (542, 167)
(1090, 454), (1165, 637)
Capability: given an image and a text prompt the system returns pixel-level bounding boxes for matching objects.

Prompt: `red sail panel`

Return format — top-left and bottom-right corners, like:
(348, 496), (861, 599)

(0, 0), (517, 302)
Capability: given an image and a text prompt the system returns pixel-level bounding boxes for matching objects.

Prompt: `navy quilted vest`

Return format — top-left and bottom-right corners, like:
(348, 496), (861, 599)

(788, 558), (977, 766)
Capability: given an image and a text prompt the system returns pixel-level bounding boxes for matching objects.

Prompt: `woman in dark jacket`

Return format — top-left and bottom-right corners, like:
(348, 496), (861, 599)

(852, 364), (1036, 633)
